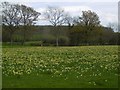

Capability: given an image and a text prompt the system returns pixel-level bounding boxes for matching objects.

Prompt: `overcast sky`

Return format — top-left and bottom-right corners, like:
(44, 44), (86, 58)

(1, 0), (119, 27)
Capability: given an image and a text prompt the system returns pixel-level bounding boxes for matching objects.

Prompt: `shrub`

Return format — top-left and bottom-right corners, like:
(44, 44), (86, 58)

(24, 41), (43, 46)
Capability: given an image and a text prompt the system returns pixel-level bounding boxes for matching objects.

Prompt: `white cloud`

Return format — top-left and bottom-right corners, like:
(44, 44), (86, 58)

(36, 6), (118, 26)
(36, 8), (46, 20)
(98, 12), (118, 26)
(62, 6), (92, 16)
(0, 0), (119, 2)
(36, 8), (46, 13)
(104, 14), (117, 23)
(37, 6), (92, 20)
(62, 6), (92, 12)
(1, 1), (118, 26)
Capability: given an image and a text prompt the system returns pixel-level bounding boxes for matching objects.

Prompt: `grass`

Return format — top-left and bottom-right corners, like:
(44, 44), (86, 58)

(2, 45), (119, 88)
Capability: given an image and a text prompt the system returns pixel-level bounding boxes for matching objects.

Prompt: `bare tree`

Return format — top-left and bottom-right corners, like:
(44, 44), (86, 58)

(44, 6), (67, 46)
(80, 10), (100, 27)
(108, 22), (118, 32)
(2, 2), (40, 45)
(64, 14), (74, 29)
(20, 5), (40, 44)
(2, 2), (21, 45)
(79, 10), (101, 44)
(0, 3), (2, 42)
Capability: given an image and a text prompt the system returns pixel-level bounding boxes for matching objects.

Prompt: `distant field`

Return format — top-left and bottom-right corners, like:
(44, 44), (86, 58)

(2, 46), (119, 88)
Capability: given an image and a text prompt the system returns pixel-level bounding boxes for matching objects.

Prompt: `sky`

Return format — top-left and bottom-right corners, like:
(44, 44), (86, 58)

(1, 0), (119, 30)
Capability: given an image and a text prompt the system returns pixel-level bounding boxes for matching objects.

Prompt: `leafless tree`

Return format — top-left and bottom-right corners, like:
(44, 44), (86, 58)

(64, 14), (75, 29)
(20, 5), (40, 44)
(80, 10), (100, 27)
(44, 6), (67, 46)
(79, 10), (101, 44)
(2, 2), (40, 45)
(108, 22), (118, 32)
(2, 2), (21, 45)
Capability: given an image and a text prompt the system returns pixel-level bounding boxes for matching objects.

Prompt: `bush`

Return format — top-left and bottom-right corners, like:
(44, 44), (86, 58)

(24, 41), (43, 46)
(59, 36), (69, 45)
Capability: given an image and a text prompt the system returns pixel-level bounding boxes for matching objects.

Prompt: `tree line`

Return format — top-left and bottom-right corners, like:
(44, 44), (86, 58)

(2, 2), (119, 46)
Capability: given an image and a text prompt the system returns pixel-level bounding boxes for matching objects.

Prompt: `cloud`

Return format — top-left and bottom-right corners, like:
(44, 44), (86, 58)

(62, 6), (92, 16)
(36, 5), (118, 26)
(62, 6), (92, 12)
(36, 8), (46, 13)
(104, 14), (117, 23)
(98, 12), (118, 26)
(36, 6), (92, 20)
(1, 1), (118, 26)
(36, 8), (46, 20)
(0, 0), (119, 2)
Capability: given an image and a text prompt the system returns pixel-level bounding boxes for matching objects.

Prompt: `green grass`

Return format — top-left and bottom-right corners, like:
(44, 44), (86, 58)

(2, 46), (119, 88)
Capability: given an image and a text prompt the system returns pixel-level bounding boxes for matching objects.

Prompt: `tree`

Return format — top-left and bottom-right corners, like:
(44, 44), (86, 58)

(80, 10), (100, 26)
(68, 10), (101, 45)
(44, 6), (67, 46)
(20, 5), (40, 44)
(64, 15), (74, 28)
(2, 2), (40, 45)
(108, 22), (118, 32)
(2, 2), (21, 45)
(79, 10), (101, 44)
(0, 14), (2, 42)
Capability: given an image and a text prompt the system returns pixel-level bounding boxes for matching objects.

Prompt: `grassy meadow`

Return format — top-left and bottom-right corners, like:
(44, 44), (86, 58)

(2, 46), (119, 88)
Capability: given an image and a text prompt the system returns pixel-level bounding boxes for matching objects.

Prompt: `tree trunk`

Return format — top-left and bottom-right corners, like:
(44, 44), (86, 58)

(56, 37), (59, 46)
(22, 26), (26, 45)
(10, 31), (13, 46)
(23, 30), (26, 45)
(10, 36), (13, 46)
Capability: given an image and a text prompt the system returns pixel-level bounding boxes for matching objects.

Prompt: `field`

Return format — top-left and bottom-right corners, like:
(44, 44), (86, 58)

(2, 46), (119, 88)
